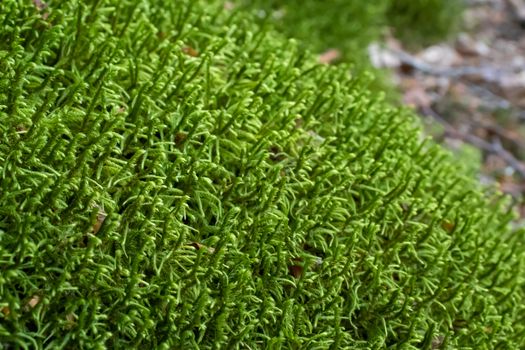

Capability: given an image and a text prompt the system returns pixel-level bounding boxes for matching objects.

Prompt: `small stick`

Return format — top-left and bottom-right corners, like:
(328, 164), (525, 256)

(392, 49), (509, 82)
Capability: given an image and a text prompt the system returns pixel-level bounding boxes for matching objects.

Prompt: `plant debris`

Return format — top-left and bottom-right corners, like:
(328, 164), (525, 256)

(369, 0), (525, 208)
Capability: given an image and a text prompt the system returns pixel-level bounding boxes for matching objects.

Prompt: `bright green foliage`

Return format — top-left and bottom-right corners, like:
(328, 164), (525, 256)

(0, 0), (524, 349)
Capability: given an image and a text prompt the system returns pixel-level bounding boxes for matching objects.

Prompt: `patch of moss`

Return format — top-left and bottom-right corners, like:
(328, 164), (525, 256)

(236, 0), (387, 65)
(387, 0), (464, 47)
(237, 0), (463, 63)
(0, 0), (524, 349)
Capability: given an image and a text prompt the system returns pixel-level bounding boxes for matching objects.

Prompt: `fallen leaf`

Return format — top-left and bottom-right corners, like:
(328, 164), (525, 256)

(441, 221), (455, 233)
(93, 211), (107, 235)
(289, 264), (303, 278)
(175, 132), (187, 146)
(289, 257), (303, 278)
(27, 295), (40, 309)
(182, 46), (199, 57)
(318, 49), (341, 64)
(90, 203), (107, 235)
(1, 306), (10, 316)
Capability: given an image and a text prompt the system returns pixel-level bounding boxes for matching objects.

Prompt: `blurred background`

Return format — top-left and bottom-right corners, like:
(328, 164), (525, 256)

(234, 0), (525, 222)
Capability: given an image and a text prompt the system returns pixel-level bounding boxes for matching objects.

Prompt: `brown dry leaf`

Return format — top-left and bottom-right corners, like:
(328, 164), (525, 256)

(442, 221), (455, 233)
(189, 242), (216, 253)
(1, 306), (10, 316)
(175, 132), (187, 146)
(90, 203), (107, 235)
(289, 264), (303, 278)
(224, 1), (235, 10)
(318, 49), (341, 65)
(93, 211), (107, 235)
(27, 295), (40, 309)
(289, 257), (304, 278)
(182, 46), (199, 57)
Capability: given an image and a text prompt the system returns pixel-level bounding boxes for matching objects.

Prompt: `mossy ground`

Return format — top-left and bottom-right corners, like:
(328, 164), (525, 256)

(0, 0), (524, 349)
(237, 0), (463, 63)
(235, 0), (463, 104)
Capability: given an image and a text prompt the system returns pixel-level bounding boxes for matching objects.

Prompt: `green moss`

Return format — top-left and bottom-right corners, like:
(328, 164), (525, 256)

(387, 0), (463, 47)
(0, 0), (524, 349)
(236, 0), (463, 64)
(234, 0), (462, 103)
(236, 0), (387, 65)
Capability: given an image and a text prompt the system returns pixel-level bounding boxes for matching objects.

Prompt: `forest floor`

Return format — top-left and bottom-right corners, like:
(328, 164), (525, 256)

(366, 0), (525, 220)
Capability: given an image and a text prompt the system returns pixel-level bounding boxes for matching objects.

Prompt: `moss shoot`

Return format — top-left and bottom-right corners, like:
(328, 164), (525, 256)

(0, 0), (524, 349)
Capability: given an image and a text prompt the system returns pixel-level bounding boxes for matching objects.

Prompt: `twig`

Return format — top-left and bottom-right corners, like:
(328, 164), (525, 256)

(393, 49), (510, 82)
(421, 106), (525, 178)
